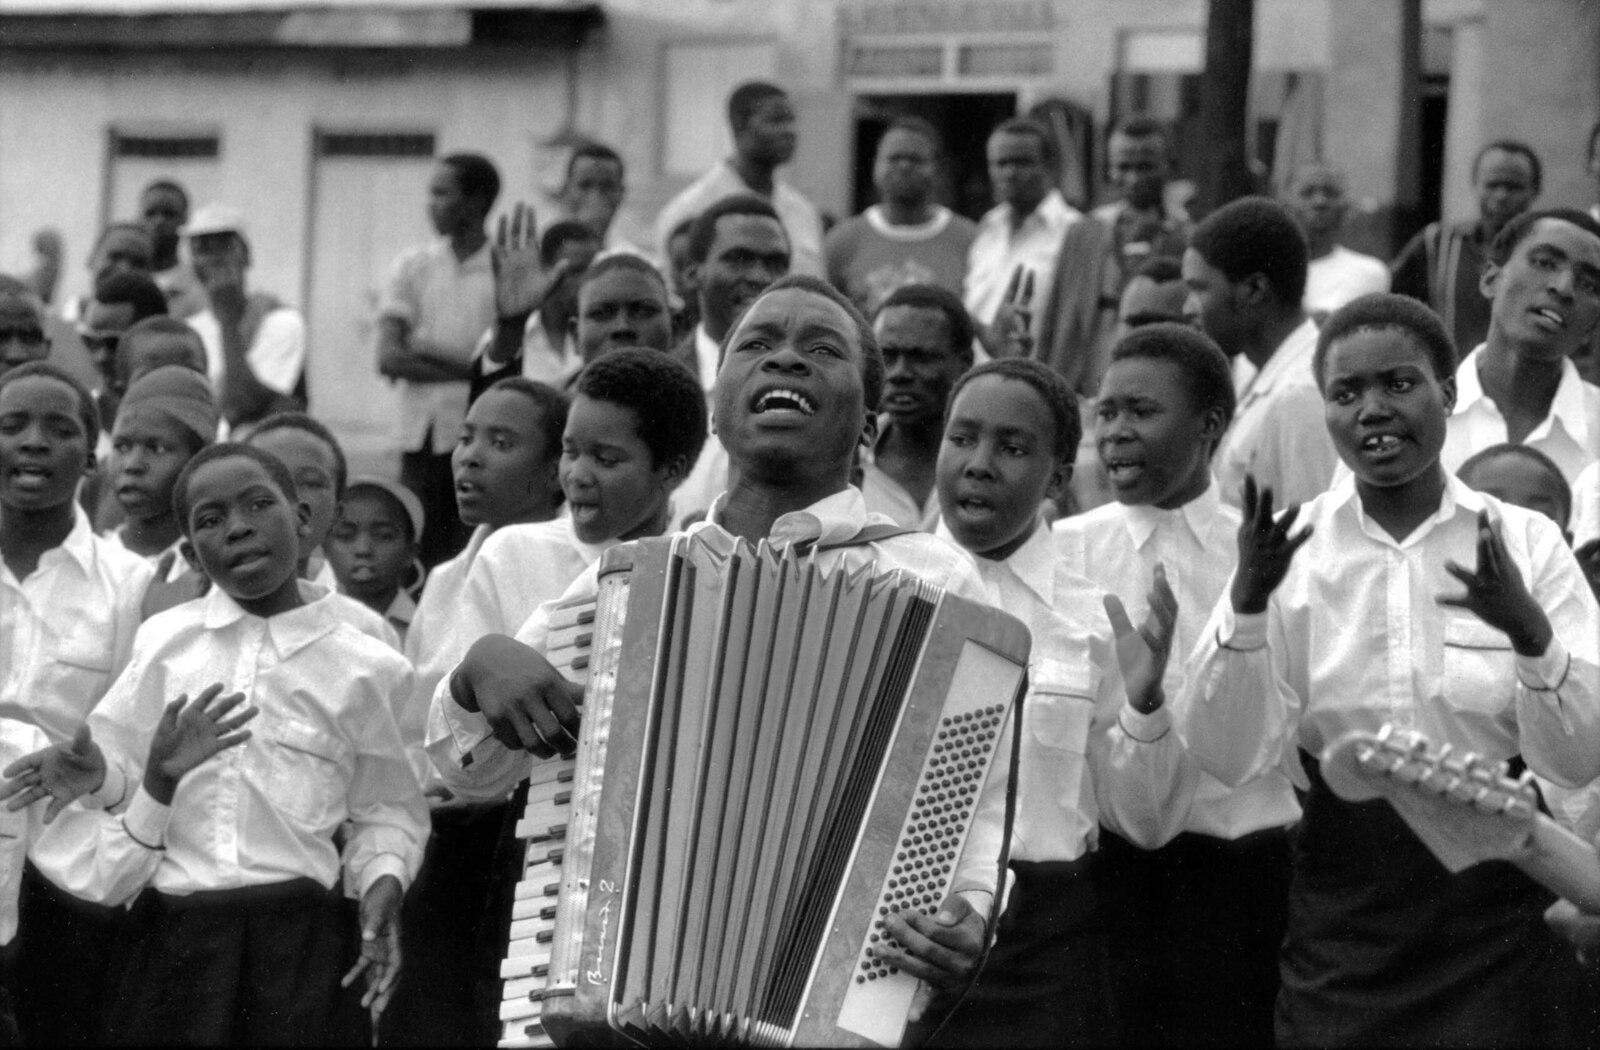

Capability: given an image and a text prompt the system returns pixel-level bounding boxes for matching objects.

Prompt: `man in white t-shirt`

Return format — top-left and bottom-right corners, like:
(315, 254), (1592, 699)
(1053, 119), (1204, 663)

(1285, 163), (1389, 321)
(654, 81), (825, 281)
(181, 205), (304, 435)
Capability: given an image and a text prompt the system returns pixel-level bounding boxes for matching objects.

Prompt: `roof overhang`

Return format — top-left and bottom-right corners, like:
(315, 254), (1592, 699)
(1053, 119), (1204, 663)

(0, 1), (603, 49)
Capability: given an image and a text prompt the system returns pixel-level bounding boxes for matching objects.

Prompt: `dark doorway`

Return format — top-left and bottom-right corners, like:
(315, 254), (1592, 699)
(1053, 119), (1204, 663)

(850, 93), (1017, 221)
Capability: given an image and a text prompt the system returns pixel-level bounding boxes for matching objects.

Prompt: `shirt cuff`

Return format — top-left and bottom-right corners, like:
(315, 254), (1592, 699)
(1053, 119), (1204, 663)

(1119, 703), (1172, 743)
(1516, 636), (1572, 692)
(444, 677), (494, 761)
(87, 761), (130, 812)
(356, 853), (410, 897)
(120, 787), (171, 851)
(1220, 608), (1269, 651)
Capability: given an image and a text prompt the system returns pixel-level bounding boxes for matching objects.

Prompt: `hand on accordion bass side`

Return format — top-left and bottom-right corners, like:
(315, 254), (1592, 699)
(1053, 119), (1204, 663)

(878, 893), (986, 1021)
(451, 633), (585, 758)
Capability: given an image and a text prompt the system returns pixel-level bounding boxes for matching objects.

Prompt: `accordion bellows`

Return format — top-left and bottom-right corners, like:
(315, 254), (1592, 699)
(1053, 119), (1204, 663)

(502, 531), (1030, 1048)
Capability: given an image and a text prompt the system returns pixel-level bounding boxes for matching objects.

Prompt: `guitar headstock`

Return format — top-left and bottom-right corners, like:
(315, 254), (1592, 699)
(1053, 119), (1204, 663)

(1320, 724), (1539, 872)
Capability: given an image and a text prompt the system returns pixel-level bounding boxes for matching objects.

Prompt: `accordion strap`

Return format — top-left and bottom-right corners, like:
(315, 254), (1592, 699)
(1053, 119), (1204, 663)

(799, 522), (919, 553)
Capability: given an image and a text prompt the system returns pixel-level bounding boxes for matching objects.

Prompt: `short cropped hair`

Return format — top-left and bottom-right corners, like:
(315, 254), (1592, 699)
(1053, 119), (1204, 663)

(1457, 442), (1572, 527)
(1488, 207), (1600, 267)
(575, 348), (708, 473)
(1188, 196), (1309, 305)
(1111, 322), (1237, 432)
(988, 116), (1056, 168)
(92, 271), (167, 322)
(947, 357), (1080, 461)
(173, 442), (297, 538)
(1313, 293), (1457, 391)
(727, 81), (787, 133)
(439, 152), (501, 211)
(753, 274), (884, 417)
(882, 115), (942, 155)
(1473, 139), (1542, 193)
(1132, 255), (1183, 284)
(0, 361), (98, 454)
(1111, 114), (1171, 151)
(876, 283), (976, 368)
(565, 141), (624, 184)
(581, 252), (668, 297)
(540, 220), (600, 269)
(483, 377), (570, 475)
(247, 411), (348, 497)
(92, 222), (154, 256)
(140, 179), (189, 208)
(686, 194), (785, 265)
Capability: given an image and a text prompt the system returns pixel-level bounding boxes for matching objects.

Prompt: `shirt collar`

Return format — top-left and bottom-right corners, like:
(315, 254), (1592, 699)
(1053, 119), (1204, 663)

(200, 582), (342, 657)
(56, 503), (98, 574)
(563, 514), (618, 564)
(385, 588), (417, 627)
(934, 515), (1054, 607)
(987, 188), (1072, 233)
(1120, 477), (1223, 550)
(694, 324), (721, 390)
(1454, 344), (1593, 448)
(435, 235), (493, 272)
(702, 486), (869, 549)
(1327, 469), (1484, 547)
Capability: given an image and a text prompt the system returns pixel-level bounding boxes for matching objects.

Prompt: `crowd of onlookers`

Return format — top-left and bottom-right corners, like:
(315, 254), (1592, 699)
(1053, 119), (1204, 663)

(1, 77), (1600, 1047)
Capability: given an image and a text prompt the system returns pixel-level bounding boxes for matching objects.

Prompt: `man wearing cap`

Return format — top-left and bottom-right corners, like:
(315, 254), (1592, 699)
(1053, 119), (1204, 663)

(103, 365), (219, 567)
(183, 204), (305, 433)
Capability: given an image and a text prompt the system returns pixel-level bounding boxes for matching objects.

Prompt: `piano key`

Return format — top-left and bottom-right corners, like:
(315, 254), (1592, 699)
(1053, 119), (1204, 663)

(498, 1017), (553, 1048)
(511, 896), (559, 921)
(513, 875), (561, 901)
(514, 819), (568, 843)
(501, 944), (553, 976)
(503, 970), (550, 1001)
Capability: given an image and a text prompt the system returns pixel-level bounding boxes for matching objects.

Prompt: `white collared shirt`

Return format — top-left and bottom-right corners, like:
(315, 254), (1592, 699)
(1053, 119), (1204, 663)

(1304, 245), (1390, 317)
(941, 519), (1112, 873)
(963, 189), (1080, 328)
(652, 159), (826, 281)
(1214, 317), (1337, 508)
(1573, 460), (1599, 545)
(401, 524), (493, 784)
(693, 323), (720, 394)
(1177, 473), (1600, 794)
(379, 237), (497, 454)
(39, 586), (428, 907)
(1443, 344), (1600, 484)
(859, 420), (940, 533)
(1, 505), (153, 745)
(1054, 485), (1301, 845)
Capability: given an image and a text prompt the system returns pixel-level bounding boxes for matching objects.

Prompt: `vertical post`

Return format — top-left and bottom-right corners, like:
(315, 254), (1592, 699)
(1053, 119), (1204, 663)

(1195, 0), (1255, 216)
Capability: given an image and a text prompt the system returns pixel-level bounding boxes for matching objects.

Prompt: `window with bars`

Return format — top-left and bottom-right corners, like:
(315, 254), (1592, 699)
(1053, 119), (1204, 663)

(316, 132), (436, 159)
(111, 132), (221, 159)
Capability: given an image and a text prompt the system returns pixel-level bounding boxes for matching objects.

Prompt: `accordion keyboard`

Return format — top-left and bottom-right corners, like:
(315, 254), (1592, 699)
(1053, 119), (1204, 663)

(498, 597), (594, 1049)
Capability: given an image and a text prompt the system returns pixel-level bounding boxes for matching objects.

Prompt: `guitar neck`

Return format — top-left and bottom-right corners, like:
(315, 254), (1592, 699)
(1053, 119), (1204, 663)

(1523, 817), (1600, 915)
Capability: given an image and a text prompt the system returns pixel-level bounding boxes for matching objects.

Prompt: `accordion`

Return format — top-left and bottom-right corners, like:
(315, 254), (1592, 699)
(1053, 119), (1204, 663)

(499, 531), (1030, 1048)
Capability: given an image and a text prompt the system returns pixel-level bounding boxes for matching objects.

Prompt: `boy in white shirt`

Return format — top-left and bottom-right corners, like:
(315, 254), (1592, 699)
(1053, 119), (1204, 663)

(7, 442), (427, 1044)
(0, 361), (154, 1044)
(1178, 294), (1600, 1045)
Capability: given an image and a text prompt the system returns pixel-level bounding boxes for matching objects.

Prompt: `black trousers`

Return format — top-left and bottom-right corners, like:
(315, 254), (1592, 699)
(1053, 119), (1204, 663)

(401, 443), (471, 571)
(924, 857), (1115, 1048)
(378, 801), (510, 1047)
(1097, 825), (1291, 1049)
(13, 862), (120, 1046)
(102, 878), (364, 1047)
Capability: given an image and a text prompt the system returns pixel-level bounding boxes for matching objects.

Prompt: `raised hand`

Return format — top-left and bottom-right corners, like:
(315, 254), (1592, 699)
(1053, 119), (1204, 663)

(197, 253), (249, 329)
(143, 684), (257, 805)
(449, 634), (584, 759)
(879, 894), (987, 1022)
(1231, 475), (1312, 615)
(0, 724), (106, 822)
(343, 874), (404, 1025)
(1439, 510), (1552, 656)
(1104, 563), (1179, 714)
(491, 202), (573, 320)
(989, 265), (1035, 358)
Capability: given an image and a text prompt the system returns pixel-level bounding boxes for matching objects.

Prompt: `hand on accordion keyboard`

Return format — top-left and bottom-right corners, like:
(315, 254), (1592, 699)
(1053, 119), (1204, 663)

(879, 893), (986, 1021)
(451, 634), (585, 758)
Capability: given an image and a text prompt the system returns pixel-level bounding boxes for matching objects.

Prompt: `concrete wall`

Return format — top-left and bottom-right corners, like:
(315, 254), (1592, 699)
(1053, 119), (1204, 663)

(0, 47), (566, 308)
